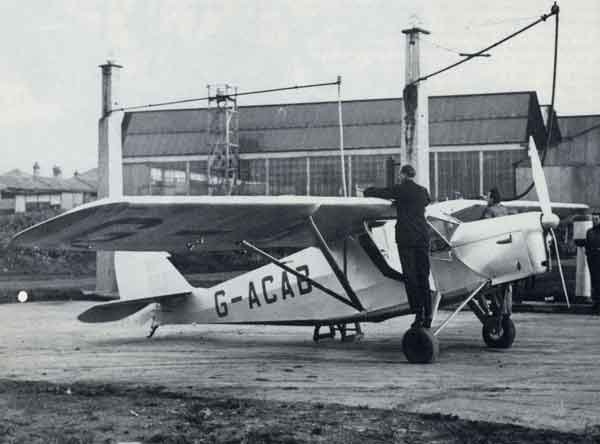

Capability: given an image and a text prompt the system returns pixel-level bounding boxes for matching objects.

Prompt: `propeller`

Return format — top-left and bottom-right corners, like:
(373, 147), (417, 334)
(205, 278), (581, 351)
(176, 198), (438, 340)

(527, 136), (570, 307)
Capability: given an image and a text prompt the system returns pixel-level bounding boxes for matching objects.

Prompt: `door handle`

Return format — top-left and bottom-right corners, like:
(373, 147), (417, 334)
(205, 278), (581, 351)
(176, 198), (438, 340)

(496, 234), (513, 245)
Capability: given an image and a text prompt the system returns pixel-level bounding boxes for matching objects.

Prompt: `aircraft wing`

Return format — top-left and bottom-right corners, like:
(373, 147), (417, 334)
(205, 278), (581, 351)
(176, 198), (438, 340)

(12, 195), (396, 252)
(429, 199), (588, 222)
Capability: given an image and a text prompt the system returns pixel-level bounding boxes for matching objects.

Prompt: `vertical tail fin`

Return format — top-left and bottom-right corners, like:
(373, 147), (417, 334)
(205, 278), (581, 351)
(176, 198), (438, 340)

(114, 252), (193, 300)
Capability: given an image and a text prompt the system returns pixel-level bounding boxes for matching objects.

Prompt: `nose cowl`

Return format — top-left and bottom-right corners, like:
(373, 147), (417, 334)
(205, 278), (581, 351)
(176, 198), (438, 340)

(541, 213), (559, 230)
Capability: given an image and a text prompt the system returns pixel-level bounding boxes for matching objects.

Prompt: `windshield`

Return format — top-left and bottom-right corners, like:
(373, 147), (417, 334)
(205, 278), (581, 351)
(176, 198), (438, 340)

(427, 215), (460, 243)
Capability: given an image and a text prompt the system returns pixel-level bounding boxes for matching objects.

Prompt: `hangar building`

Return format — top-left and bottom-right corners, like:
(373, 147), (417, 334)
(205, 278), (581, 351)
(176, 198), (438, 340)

(517, 114), (600, 213)
(121, 91), (558, 203)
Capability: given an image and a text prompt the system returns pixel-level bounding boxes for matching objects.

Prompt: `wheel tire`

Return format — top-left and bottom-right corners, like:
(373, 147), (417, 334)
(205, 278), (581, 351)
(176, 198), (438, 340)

(402, 327), (439, 364)
(482, 317), (516, 349)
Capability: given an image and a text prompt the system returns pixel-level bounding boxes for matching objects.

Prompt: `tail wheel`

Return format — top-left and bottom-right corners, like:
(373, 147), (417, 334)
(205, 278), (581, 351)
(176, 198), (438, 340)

(402, 327), (439, 364)
(482, 316), (516, 349)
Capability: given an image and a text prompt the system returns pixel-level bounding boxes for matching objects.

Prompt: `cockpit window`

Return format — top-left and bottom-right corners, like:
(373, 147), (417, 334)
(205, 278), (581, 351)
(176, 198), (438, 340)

(427, 216), (459, 243)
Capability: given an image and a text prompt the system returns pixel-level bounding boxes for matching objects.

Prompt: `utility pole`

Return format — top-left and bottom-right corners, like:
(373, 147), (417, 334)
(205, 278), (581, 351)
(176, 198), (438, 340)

(95, 60), (123, 298)
(402, 27), (430, 190)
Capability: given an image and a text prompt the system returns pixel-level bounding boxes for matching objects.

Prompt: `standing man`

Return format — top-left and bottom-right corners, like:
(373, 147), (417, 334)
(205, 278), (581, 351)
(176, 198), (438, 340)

(364, 164), (432, 328)
(585, 221), (600, 314)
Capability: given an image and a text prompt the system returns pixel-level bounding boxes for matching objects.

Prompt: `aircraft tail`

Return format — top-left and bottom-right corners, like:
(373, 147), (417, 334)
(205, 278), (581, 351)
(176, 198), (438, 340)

(78, 252), (194, 323)
(114, 251), (193, 300)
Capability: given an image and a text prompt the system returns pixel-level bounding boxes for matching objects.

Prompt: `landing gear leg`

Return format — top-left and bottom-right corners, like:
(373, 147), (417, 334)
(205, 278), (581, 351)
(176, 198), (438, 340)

(338, 322), (364, 342)
(474, 284), (516, 349)
(313, 322), (364, 343)
(313, 324), (336, 342)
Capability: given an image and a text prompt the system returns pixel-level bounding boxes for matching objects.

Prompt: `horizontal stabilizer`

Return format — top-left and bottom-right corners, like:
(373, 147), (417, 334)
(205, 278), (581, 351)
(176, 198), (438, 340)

(78, 292), (191, 323)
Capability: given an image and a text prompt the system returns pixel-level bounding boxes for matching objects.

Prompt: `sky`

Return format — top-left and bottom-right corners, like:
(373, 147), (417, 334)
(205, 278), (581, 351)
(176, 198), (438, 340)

(0, 0), (598, 177)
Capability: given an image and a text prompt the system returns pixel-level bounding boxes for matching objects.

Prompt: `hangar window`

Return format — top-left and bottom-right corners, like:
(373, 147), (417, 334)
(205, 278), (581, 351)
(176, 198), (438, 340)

(269, 158), (307, 195)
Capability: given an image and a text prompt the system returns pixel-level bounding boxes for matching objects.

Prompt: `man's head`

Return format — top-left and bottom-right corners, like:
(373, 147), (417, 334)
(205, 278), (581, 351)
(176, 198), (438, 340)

(400, 164), (416, 181)
(487, 187), (501, 206)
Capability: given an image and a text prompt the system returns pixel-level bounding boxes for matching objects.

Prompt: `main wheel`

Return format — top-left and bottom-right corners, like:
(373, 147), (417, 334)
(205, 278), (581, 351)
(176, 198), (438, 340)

(402, 327), (439, 364)
(482, 316), (516, 349)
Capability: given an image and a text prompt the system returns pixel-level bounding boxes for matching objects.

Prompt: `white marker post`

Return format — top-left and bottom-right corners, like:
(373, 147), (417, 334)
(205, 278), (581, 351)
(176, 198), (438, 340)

(573, 214), (593, 303)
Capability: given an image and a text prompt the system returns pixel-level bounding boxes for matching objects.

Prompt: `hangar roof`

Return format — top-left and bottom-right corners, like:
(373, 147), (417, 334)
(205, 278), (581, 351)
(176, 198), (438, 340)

(123, 91), (551, 158)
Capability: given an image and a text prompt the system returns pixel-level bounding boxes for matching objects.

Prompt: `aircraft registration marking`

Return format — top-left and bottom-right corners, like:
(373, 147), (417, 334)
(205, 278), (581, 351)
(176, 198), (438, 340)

(214, 265), (312, 318)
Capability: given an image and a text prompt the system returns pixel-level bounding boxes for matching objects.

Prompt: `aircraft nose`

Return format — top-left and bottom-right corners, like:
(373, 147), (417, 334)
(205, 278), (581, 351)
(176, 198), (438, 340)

(541, 213), (559, 230)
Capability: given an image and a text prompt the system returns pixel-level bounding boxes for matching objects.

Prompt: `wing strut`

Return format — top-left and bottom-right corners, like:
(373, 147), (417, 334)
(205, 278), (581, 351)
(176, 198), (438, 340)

(307, 216), (365, 312)
(433, 280), (489, 337)
(239, 240), (363, 311)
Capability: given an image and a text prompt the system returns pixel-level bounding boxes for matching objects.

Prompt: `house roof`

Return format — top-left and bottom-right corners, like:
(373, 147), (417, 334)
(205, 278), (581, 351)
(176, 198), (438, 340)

(0, 169), (96, 194)
(122, 91), (551, 158)
(64, 168), (98, 192)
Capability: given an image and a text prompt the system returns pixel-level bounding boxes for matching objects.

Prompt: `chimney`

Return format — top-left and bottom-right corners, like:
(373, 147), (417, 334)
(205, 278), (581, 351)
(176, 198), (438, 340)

(33, 162), (40, 177)
(52, 165), (62, 179)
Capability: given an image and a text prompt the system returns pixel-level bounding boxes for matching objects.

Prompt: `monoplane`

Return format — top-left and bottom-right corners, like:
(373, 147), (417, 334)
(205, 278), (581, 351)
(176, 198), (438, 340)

(12, 138), (586, 363)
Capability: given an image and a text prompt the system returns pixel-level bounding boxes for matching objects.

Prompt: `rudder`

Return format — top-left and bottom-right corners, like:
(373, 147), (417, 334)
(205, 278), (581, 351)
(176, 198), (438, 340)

(114, 251), (193, 300)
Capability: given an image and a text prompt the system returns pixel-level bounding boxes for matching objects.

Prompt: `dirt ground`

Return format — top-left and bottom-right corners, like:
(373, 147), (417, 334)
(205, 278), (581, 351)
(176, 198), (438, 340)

(2, 301), (600, 443)
(2, 379), (598, 444)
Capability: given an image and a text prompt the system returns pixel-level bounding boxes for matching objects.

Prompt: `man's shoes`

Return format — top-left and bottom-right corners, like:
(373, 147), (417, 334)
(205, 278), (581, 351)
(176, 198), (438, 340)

(422, 318), (432, 329)
(411, 317), (423, 328)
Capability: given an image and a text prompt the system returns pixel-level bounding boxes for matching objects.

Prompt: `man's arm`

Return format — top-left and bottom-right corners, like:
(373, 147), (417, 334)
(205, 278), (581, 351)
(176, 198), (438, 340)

(363, 186), (395, 200)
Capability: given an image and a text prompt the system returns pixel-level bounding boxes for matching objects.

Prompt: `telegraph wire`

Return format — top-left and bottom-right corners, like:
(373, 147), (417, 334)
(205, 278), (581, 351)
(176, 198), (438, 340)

(422, 40), (464, 56)
(563, 121), (600, 142)
(413, 3), (559, 85)
(508, 2), (559, 201)
(113, 80), (341, 113)
(464, 15), (540, 29)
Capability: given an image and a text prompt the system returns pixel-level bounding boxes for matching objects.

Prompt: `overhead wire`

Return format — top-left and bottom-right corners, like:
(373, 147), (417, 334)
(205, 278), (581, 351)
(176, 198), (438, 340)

(464, 15), (541, 29)
(113, 80), (341, 113)
(412, 4), (559, 85)
(563, 121), (600, 142)
(423, 39), (464, 56)
(507, 2), (559, 201)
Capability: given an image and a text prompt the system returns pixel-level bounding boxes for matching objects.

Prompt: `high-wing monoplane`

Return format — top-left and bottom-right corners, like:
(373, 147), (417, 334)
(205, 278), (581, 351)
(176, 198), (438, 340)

(11, 138), (587, 363)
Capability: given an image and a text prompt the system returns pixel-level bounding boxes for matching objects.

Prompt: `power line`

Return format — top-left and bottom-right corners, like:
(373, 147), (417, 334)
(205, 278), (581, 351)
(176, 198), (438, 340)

(563, 121), (600, 142)
(508, 2), (559, 201)
(413, 3), (559, 85)
(423, 39), (464, 56)
(465, 15), (540, 29)
(113, 79), (342, 113)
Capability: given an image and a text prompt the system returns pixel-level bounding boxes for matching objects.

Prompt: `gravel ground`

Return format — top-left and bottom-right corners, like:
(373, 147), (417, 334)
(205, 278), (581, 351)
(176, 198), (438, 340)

(2, 300), (600, 442)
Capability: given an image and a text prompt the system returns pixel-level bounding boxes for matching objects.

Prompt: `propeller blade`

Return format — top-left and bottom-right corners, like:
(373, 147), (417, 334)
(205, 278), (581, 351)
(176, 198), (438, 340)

(529, 138), (568, 306)
(528, 136), (559, 229)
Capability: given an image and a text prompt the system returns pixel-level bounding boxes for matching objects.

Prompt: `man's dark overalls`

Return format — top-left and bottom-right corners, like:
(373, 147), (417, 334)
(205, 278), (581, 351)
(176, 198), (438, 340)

(585, 224), (600, 313)
(364, 178), (432, 327)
